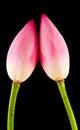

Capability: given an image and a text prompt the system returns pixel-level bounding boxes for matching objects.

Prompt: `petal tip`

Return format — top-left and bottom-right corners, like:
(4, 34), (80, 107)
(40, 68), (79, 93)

(41, 13), (48, 22)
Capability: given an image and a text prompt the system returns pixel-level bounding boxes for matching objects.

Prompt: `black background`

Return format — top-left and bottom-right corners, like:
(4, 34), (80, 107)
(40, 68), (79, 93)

(0, 0), (80, 129)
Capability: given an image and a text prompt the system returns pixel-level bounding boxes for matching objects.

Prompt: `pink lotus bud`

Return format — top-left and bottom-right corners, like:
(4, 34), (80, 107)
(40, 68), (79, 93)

(6, 20), (38, 83)
(40, 14), (70, 81)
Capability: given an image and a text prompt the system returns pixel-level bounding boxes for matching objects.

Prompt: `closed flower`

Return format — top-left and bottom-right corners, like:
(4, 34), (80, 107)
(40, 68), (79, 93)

(40, 14), (70, 81)
(6, 20), (38, 83)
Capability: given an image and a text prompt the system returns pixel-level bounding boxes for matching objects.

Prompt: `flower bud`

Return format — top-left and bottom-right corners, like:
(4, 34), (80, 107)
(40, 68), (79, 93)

(40, 14), (70, 81)
(6, 20), (38, 83)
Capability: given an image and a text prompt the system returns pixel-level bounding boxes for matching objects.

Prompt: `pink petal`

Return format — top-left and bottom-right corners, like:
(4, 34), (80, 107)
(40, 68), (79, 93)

(40, 13), (70, 81)
(6, 20), (38, 82)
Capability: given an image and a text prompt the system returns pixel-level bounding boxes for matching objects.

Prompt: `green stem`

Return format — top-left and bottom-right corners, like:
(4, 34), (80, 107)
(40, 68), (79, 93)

(7, 82), (20, 130)
(57, 81), (78, 130)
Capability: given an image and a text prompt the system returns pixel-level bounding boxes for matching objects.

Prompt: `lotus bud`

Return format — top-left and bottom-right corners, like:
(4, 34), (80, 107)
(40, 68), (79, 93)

(6, 20), (38, 83)
(40, 14), (70, 81)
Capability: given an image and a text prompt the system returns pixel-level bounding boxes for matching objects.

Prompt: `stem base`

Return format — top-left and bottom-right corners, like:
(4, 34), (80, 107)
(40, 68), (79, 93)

(57, 81), (78, 130)
(7, 82), (20, 130)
